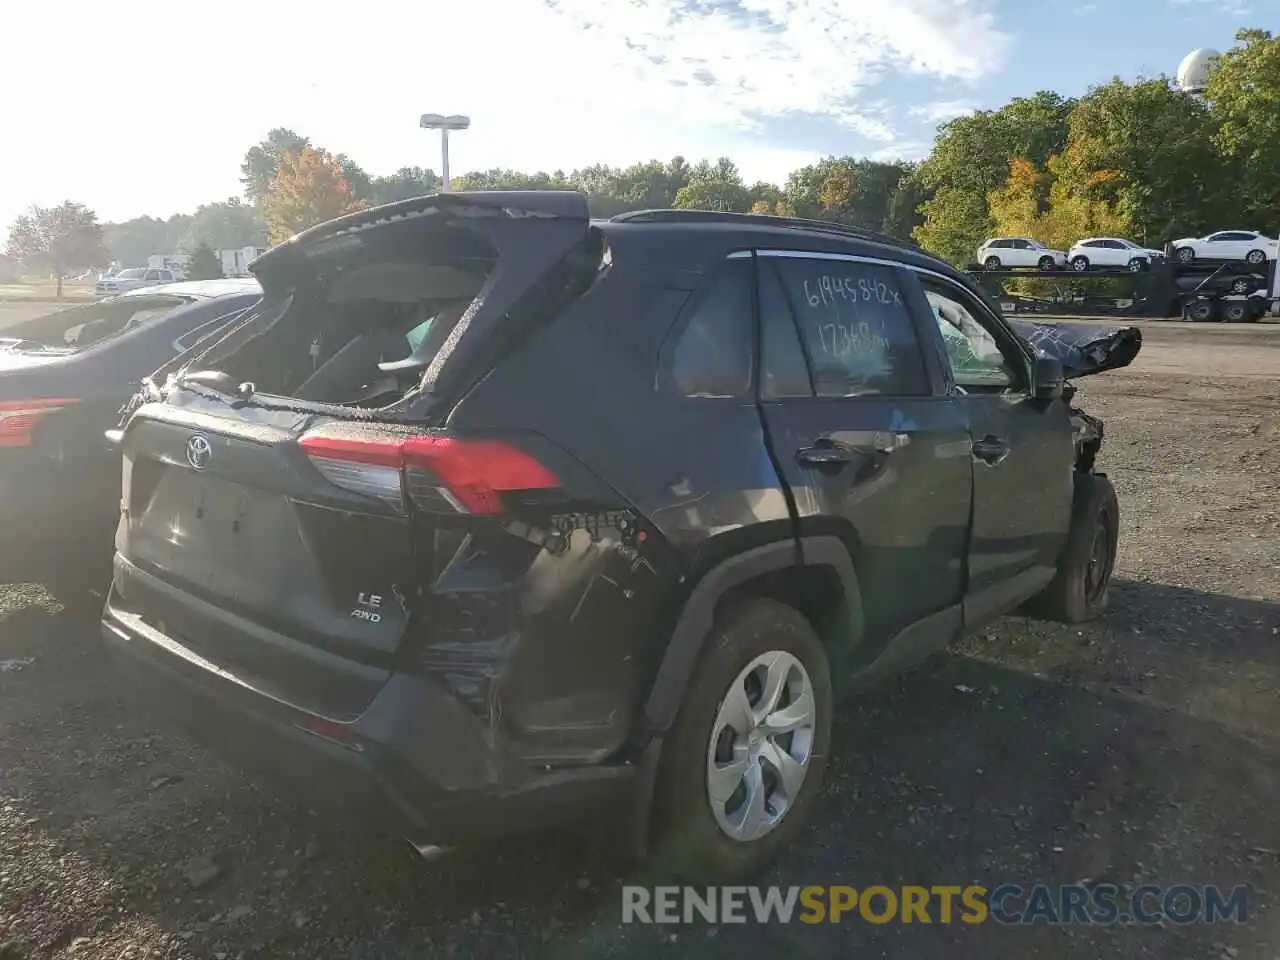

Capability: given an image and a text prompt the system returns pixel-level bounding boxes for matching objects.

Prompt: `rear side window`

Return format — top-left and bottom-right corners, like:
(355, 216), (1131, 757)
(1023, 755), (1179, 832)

(769, 257), (929, 397)
(668, 258), (753, 398)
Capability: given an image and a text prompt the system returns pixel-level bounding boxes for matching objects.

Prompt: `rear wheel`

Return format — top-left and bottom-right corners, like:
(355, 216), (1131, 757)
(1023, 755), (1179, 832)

(1071, 256), (1090, 272)
(984, 256), (1002, 270)
(650, 597), (832, 882)
(1223, 301), (1248, 322)
(1024, 474), (1119, 624)
(1175, 246), (1195, 263)
(1245, 249), (1267, 265)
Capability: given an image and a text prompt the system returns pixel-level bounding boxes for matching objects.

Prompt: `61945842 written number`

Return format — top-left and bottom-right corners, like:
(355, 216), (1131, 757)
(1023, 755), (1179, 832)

(803, 275), (903, 310)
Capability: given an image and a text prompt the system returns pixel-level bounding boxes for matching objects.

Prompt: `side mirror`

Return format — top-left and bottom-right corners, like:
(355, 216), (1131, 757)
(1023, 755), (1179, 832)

(1032, 355), (1064, 401)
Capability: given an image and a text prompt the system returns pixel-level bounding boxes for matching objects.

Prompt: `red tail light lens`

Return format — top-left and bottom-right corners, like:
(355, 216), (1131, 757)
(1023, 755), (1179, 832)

(0, 399), (79, 448)
(298, 432), (558, 514)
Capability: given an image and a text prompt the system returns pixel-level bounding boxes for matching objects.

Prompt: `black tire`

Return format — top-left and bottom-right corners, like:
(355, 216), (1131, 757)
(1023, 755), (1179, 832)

(1230, 277), (1252, 295)
(1245, 249), (1267, 265)
(1037, 256), (1056, 271)
(1223, 301), (1248, 322)
(1189, 299), (1216, 322)
(1175, 246), (1195, 263)
(649, 597), (833, 883)
(1127, 257), (1146, 272)
(1024, 474), (1119, 624)
(984, 256), (1002, 270)
(1071, 256), (1089, 272)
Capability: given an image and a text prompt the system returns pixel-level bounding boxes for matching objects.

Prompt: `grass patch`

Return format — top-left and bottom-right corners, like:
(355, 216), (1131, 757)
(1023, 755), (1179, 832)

(0, 280), (96, 303)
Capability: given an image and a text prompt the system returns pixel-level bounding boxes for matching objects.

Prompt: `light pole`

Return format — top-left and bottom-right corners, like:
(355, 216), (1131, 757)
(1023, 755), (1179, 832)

(419, 113), (471, 192)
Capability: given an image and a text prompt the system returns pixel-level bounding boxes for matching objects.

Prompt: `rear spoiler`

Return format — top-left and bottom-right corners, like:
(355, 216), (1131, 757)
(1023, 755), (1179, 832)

(1010, 320), (1142, 379)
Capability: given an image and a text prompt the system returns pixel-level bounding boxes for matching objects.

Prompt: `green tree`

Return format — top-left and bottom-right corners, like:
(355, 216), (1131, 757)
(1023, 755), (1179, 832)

(185, 242), (224, 280)
(1067, 77), (1228, 244)
(5, 201), (108, 297)
(179, 198), (267, 252)
(241, 128), (312, 204)
(673, 158), (751, 211)
(1207, 29), (1280, 233)
(914, 92), (1075, 262)
(370, 167), (442, 205)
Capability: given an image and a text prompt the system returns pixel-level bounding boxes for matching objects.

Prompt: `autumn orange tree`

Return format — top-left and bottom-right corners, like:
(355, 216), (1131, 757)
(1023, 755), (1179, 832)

(263, 147), (367, 244)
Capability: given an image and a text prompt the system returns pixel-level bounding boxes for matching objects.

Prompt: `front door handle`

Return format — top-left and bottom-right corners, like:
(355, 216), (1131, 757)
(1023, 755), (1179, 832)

(797, 443), (853, 467)
(972, 435), (1009, 465)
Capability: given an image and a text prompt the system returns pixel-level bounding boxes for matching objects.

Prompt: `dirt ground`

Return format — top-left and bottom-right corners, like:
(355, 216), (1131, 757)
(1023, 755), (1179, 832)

(1, 321), (1278, 959)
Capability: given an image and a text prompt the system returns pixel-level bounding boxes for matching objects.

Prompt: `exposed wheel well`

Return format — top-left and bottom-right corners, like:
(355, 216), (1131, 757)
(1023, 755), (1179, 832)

(715, 564), (853, 668)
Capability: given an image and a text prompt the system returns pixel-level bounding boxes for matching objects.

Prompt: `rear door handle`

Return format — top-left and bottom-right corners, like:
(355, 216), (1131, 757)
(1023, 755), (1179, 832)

(972, 435), (1009, 465)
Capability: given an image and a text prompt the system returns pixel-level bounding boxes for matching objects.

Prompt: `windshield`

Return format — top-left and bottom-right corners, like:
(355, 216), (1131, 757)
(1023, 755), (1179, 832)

(115, 268), (147, 280)
(1026, 239), (1045, 249)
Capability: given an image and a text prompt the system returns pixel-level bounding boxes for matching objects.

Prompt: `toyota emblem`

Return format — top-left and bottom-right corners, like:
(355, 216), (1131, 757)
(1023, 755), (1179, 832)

(186, 434), (212, 470)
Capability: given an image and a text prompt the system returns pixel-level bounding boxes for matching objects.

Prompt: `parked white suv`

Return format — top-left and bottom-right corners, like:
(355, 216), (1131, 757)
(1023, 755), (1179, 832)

(95, 267), (180, 298)
(1067, 237), (1165, 272)
(977, 237), (1067, 271)
(1170, 230), (1278, 266)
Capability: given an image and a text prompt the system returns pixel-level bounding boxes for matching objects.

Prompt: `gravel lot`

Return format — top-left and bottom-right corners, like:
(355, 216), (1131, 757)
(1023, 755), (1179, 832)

(1, 320), (1278, 959)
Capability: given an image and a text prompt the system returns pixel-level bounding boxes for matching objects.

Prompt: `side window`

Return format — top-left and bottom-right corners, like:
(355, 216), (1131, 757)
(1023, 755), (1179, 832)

(771, 257), (929, 398)
(667, 258), (753, 398)
(758, 263), (813, 399)
(921, 280), (1022, 393)
(1012, 239), (1030, 250)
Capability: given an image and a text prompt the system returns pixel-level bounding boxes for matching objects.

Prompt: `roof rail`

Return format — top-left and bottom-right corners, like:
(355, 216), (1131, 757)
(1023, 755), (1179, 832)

(609, 208), (919, 250)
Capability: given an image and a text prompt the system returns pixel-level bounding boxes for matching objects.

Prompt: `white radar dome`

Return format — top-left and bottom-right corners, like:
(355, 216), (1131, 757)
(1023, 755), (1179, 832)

(1178, 48), (1221, 93)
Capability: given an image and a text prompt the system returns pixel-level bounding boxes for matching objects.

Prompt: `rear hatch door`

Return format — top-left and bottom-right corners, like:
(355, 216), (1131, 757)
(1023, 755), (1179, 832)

(115, 191), (593, 672)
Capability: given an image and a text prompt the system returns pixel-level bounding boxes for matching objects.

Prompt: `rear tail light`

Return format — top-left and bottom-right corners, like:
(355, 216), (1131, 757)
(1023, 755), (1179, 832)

(0, 399), (78, 448)
(298, 432), (558, 514)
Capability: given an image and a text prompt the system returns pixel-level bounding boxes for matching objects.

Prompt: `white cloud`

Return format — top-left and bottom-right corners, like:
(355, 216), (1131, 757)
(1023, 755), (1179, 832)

(0, 0), (1011, 225)
(1166, 0), (1252, 14)
(908, 99), (980, 123)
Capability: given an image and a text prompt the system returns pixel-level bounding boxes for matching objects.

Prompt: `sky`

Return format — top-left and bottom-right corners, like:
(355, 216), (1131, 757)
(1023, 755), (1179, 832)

(0, 0), (1267, 230)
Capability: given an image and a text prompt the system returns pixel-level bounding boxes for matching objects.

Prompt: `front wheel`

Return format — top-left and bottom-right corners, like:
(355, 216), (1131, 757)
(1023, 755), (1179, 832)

(1189, 299), (1216, 322)
(651, 597), (832, 882)
(1175, 246), (1195, 263)
(1023, 474), (1119, 623)
(1071, 256), (1090, 272)
(983, 256), (1002, 270)
(1038, 256), (1056, 271)
(1127, 257), (1146, 272)
(1245, 249), (1267, 265)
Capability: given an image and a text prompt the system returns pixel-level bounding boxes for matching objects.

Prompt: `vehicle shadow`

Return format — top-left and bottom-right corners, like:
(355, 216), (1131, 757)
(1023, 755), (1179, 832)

(1, 579), (1277, 958)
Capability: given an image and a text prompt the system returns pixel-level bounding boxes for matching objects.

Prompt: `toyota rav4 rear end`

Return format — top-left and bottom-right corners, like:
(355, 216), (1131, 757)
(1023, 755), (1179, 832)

(102, 191), (673, 847)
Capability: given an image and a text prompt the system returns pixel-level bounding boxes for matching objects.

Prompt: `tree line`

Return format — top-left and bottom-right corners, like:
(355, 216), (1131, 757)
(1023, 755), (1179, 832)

(8, 28), (1277, 293)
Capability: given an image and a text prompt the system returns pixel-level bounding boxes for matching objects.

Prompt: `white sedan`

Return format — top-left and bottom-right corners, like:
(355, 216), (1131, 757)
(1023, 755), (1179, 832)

(1067, 237), (1165, 272)
(976, 237), (1067, 270)
(1170, 230), (1278, 266)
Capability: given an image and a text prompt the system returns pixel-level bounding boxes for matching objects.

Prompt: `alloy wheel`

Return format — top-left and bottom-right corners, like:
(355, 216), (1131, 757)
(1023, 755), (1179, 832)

(706, 651), (817, 843)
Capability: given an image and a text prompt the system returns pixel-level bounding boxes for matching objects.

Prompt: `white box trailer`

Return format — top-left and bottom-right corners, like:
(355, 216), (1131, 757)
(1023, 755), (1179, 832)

(220, 247), (268, 277)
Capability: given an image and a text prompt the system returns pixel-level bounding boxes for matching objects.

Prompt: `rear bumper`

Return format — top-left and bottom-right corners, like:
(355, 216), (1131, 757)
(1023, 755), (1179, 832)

(101, 557), (635, 844)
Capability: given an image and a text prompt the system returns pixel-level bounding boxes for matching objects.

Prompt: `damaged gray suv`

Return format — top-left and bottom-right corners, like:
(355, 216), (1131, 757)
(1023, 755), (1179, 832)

(102, 192), (1137, 880)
